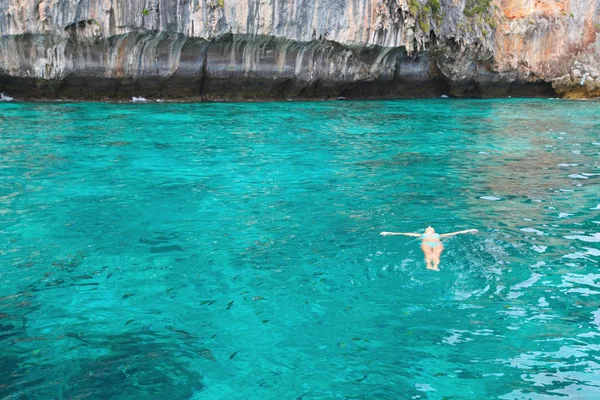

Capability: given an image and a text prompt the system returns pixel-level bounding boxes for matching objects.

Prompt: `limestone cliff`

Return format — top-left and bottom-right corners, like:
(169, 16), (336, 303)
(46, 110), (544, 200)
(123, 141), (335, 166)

(0, 0), (598, 100)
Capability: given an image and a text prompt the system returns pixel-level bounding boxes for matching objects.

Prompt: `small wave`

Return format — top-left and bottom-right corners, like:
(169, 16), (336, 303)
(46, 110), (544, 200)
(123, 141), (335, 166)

(131, 97), (148, 103)
(562, 252), (597, 263)
(479, 196), (501, 201)
(520, 227), (545, 235)
(568, 174), (588, 179)
(531, 261), (546, 268)
(0, 93), (14, 101)
(564, 233), (600, 243)
(511, 273), (542, 291)
(583, 247), (600, 256)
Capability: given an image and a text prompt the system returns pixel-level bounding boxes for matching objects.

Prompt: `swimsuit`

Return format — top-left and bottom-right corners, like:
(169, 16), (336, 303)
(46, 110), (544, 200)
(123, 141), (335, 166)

(422, 233), (441, 248)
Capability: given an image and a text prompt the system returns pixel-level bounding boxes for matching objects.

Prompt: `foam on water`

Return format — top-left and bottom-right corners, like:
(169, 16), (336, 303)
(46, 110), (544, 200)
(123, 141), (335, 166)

(0, 92), (14, 101)
(1, 99), (599, 399)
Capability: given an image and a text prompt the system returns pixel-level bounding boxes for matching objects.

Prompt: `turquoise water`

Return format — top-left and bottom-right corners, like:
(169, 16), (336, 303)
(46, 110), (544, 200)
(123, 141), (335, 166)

(1, 99), (599, 399)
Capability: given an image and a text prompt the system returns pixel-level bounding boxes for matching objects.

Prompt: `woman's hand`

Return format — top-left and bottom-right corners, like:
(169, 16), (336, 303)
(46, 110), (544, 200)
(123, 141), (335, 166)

(469, 229), (479, 233)
(380, 232), (392, 236)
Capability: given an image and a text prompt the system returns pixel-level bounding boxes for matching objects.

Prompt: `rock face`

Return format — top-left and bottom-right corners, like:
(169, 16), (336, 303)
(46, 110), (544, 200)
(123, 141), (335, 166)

(0, 0), (598, 100)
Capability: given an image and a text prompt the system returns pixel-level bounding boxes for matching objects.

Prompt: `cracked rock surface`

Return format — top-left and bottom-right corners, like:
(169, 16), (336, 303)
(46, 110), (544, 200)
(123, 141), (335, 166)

(0, 0), (598, 100)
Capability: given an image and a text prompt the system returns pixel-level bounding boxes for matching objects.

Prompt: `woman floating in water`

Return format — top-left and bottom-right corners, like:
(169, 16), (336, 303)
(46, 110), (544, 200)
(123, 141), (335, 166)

(380, 226), (478, 271)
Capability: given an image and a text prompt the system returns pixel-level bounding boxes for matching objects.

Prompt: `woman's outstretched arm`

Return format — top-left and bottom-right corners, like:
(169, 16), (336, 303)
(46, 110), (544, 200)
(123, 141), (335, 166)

(440, 229), (478, 238)
(380, 232), (421, 237)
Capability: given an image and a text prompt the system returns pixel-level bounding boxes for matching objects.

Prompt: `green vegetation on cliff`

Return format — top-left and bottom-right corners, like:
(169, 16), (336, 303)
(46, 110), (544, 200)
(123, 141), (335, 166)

(463, 0), (492, 17)
(409, 0), (443, 32)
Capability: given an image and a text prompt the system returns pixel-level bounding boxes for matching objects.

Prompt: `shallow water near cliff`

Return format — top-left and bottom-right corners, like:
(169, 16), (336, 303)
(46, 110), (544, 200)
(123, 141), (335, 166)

(1, 99), (599, 399)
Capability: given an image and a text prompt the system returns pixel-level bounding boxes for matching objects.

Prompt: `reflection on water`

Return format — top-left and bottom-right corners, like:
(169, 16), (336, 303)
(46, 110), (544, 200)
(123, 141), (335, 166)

(0, 99), (599, 399)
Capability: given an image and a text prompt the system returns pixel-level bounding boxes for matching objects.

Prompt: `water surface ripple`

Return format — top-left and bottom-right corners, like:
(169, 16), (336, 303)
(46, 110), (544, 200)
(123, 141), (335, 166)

(1, 99), (599, 399)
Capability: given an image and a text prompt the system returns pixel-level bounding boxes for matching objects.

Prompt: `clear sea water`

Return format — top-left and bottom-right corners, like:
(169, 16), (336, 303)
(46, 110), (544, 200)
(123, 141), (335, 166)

(1, 99), (599, 399)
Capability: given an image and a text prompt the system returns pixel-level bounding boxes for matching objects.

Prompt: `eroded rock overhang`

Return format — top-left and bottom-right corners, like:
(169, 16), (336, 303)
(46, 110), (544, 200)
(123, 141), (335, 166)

(0, 30), (555, 100)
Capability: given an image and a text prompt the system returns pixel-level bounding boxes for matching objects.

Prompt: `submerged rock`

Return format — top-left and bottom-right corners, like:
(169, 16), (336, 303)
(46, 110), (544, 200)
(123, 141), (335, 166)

(150, 245), (185, 253)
